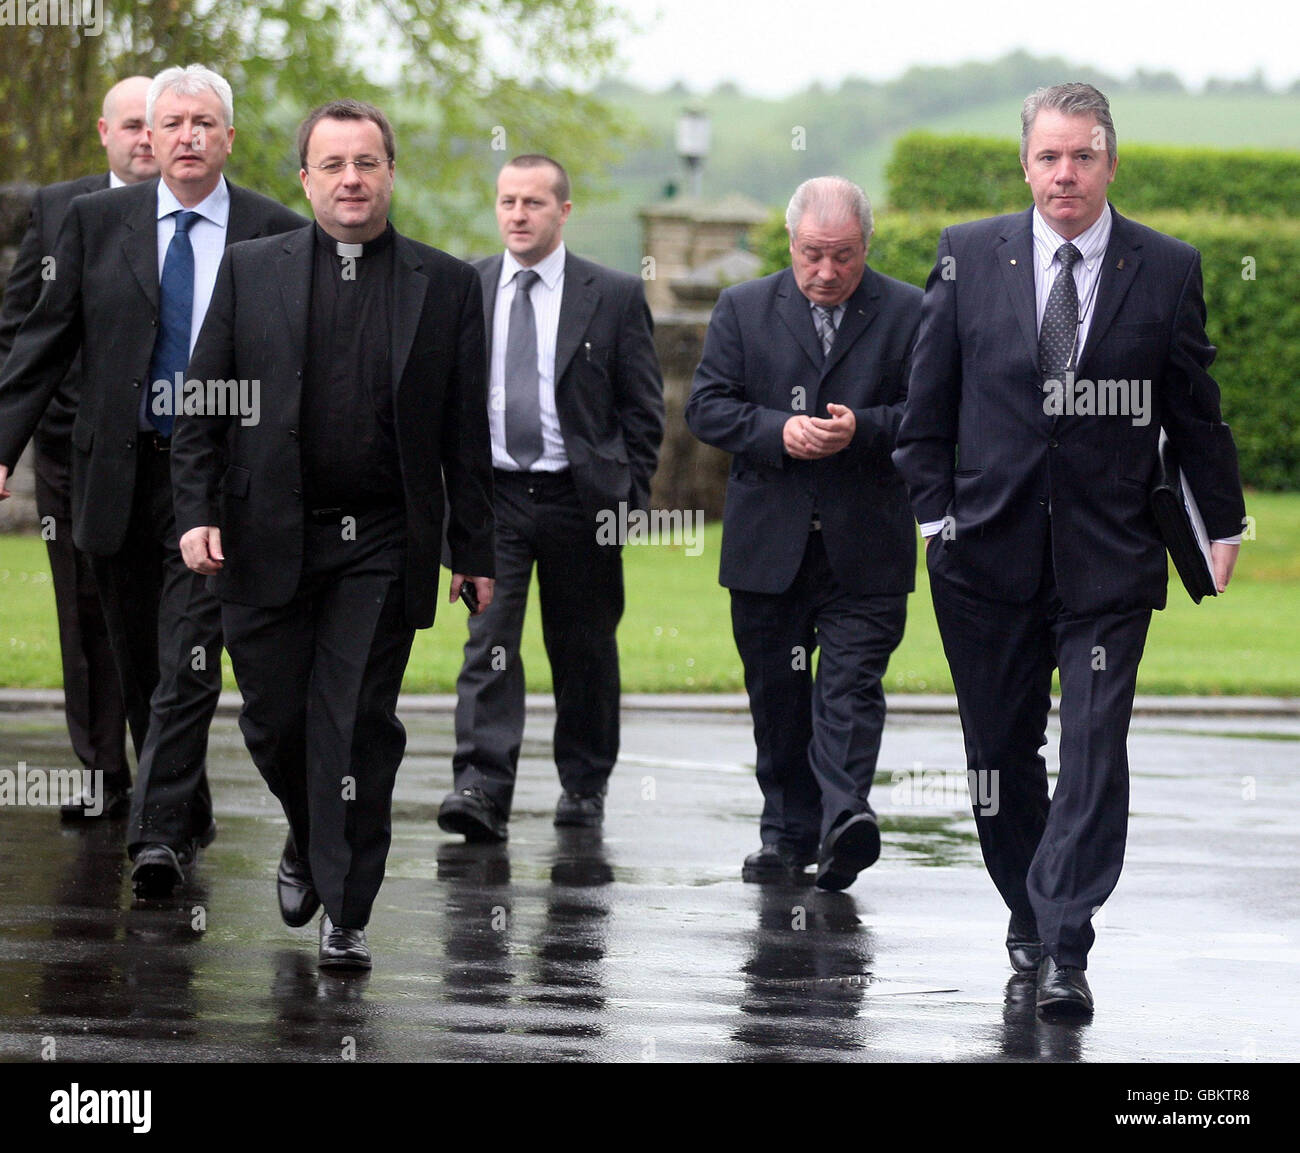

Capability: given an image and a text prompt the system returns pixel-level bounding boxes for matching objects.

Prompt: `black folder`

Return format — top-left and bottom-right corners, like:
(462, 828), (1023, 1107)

(1150, 430), (1217, 603)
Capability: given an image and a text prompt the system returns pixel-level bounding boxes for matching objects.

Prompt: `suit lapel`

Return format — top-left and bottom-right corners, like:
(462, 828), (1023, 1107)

(821, 270), (881, 380)
(478, 254), (502, 365)
(391, 234), (428, 393)
(1076, 210), (1143, 374)
(555, 253), (598, 385)
(121, 180), (160, 310)
(995, 210), (1038, 372)
(274, 226), (313, 370)
(224, 182), (269, 245)
(776, 272), (823, 372)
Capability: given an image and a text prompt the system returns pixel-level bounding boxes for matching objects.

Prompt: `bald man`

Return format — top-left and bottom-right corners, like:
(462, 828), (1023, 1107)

(0, 77), (158, 821)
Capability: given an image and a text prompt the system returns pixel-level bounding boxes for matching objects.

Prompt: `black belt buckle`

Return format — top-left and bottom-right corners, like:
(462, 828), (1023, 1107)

(142, 431), (170, 453)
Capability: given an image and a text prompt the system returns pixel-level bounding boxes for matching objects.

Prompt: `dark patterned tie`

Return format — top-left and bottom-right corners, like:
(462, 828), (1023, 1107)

(504, 268), (542, 470)
(1038, 242), (1081, 379)
(146, 210), (198, 437)
(813, 304), (838, 359)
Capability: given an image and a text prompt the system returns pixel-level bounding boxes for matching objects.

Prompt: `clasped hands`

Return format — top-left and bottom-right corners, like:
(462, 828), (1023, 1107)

(783, 403), (856, 460)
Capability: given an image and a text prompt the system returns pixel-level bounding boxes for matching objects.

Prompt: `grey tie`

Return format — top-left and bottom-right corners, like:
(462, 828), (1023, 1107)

(1038, 242), (1082, 378)
(813, 304), (838, 359)
(504, 268), (543, 470)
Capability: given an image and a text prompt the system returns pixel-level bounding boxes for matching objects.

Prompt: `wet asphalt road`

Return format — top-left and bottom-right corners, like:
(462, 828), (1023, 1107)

(0, 705), (1296, 1063)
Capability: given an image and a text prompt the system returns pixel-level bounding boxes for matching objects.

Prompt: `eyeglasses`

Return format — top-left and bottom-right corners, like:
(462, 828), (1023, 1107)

(307, 157), (389, 175)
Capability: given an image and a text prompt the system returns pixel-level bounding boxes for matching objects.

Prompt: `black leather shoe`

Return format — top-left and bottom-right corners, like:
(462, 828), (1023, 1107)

(555, 789), (605, 828)
(59, 776), (131, 821)
(131, 843), (185, 897)
(438, 787), (508, 842)
(1007, 913), (1043, 974)
(742, 845), (815, 884)
(1036, 955), (1094, 1016)
(277, 833), (320, 928)
(318, 913), (372, 971)
(815, 812), (880, 891)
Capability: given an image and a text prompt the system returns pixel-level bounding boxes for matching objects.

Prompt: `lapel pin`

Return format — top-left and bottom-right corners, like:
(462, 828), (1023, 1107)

(1009, 259), (1017, 265)
(1117, 258), (1125, 269)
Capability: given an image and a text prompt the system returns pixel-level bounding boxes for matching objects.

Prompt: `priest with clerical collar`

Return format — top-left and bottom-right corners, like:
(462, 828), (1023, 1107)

(172, 98), (496, 972)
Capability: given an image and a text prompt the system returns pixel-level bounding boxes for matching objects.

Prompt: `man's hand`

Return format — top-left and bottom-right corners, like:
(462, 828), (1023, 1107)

(1211, 541), (1239, 594)
(180, 526), (224, 575)
(783, 403), (857, 460)
(449, 573), (495, 615)
(0, 464), (10, 501)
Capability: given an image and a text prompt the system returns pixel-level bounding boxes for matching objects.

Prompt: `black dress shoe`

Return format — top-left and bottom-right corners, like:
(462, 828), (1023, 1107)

(131, 843), (185, 897)
(438, 787), (508, 842)
(555, 789), (605, 828)
(741, 845), (815, 884)
(277, 833), (320, 927)
(1036, 955), (1094, 1016)
(1006, 913), (1043, 974)
(815, 811), (880, 891)
(318, 913), (372, 970)
(59, 776), (131, 821)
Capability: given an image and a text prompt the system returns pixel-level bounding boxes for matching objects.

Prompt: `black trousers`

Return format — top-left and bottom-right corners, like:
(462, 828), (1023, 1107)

(92, 442), (222, 853)
(453, 469), (624, 817)
(222, 507), (414, 929)
(33, 440), (128, 784)
(730, 531), (907, 854)
(927, 534), (1151, 969)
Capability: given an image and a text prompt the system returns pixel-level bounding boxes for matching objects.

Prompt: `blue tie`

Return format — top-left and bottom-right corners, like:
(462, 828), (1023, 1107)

(146, 210), (198, 437)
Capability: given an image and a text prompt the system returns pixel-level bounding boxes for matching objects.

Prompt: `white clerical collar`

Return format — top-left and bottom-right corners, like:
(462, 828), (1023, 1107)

(336, 241), (363, 257)
(157, 175), (230, 228)
(500, 242), (565, 291)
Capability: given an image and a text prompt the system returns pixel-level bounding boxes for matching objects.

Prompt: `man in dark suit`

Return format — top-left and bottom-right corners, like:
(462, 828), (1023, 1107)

(894, 84), (1245, 1014)
(0, 76), (157, 821)
(440, 154), (663, 841)
(172, 99), (495, 969)
(686, 176), (921, 891)
(0, 65), (306, 896)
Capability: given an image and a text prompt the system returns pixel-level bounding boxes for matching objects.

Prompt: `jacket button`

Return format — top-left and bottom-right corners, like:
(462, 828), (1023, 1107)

(288, 428), (298, 438)
(125, 438), (134, 449)
(1048, 439), (1059, 448)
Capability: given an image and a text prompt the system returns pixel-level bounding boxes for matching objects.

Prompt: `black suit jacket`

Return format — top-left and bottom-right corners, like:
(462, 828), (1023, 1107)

(893, 206), (1245, 615)
(685, 265), (921, 596)
(171, 223), (495, 631)
(0, 172), (109, 456)
(0, 177), (307, 555)
(474, 250), (664, 519)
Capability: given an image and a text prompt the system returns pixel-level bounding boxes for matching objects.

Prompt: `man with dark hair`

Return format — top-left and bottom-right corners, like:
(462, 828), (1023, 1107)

(0, 76), (157, 822)
(440, 153), (663, 842)
(172, 99), (495, 969)
(0, 65), (306, 896)
(687, 176), (920, 892)
(895, 83), (1245, 1013)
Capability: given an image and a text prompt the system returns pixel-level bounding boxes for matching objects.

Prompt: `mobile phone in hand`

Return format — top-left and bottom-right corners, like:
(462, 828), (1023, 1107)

(459, 581), (480, 613)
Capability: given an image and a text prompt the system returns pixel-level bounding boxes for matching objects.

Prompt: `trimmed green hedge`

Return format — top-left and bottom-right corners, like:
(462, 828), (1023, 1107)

(754, 209), (1300, 490)
(885, 132), (1300, 219)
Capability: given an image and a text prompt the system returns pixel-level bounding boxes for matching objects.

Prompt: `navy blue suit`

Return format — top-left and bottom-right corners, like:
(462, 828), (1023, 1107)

(894, 206), (1245, 966)
(687, 265), (921, 852)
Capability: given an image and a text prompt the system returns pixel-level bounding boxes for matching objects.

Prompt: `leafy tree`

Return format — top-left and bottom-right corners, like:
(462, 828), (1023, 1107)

(0, 0), (632, 253)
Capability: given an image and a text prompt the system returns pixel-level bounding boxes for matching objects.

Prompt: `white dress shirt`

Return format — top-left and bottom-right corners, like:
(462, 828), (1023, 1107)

(490, 242), (568, 472)
(156, 176), (230, 357)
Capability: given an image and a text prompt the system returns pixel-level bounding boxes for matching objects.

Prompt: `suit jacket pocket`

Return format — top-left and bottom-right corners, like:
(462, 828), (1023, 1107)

(71, 420), (94, 454)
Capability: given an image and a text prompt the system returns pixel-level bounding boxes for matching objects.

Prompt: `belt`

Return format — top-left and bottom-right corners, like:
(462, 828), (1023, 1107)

(307, 501), (400, 524)
(139, 431), (171, 453)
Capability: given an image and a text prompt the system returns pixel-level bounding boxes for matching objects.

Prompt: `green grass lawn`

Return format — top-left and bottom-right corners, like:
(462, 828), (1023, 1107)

(2, 490), (1297, 695)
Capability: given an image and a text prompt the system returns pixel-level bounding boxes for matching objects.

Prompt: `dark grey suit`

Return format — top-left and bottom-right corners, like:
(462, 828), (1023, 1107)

(0, 172), (127, 788)
(451, 249), (664, 818)
(0, 176), (307, 856)
(686, 265), (921, 852)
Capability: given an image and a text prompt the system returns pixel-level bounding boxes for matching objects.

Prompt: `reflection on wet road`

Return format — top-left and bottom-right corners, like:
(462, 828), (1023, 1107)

(1, 708), (1296, 1061)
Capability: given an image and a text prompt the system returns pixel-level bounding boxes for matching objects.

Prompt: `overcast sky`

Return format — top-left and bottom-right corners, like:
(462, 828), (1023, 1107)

(612, 0), (1297, 96)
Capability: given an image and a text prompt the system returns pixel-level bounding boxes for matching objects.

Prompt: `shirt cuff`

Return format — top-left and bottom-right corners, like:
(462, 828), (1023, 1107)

(919, 519), (946, 538)
(1210, 535), (1242, 546)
